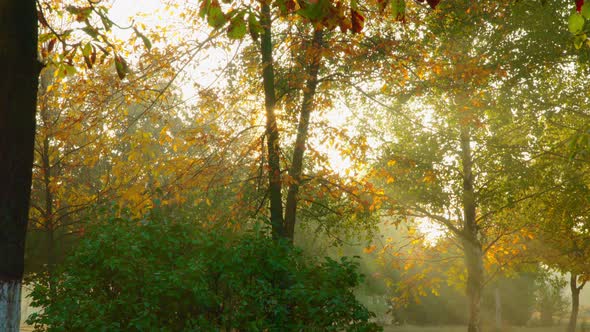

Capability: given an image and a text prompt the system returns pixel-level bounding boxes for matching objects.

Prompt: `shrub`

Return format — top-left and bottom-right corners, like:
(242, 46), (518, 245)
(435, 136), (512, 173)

(27, 214), (381, 331)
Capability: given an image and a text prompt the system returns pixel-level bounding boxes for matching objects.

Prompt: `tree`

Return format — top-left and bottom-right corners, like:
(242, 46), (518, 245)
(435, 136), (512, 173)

(361, 1), (573, 330)
(1, 0), (150, 327)
(0, 1), (41, 330)
(189, 0), (442, 242)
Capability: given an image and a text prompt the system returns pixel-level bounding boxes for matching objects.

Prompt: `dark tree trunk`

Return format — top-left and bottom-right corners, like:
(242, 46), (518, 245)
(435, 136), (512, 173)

(460, 124), (484, 332)
(283, 29), (323, 241)
(259, 1), (284, 240)
(567, 273), (584, 332)
(0, 1), (41, 330)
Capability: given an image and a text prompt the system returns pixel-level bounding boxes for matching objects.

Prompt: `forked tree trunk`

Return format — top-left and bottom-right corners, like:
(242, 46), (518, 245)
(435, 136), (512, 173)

(567, 273), (584, 332)
(259, 1), (284, 239)
(460, 124), (484, 332)
(0, 1), (41, 330)
(283, 29), (324, 241)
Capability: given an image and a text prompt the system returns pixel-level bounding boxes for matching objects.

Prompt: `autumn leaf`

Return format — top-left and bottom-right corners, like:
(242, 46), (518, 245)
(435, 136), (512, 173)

(351, 9), (364, 33)
(363, 245), (377, 254)
(114, 54), (129, 80)
(207, 0), (227, 28)
(134, 27), (152, 51)
(227, 13), (247, 39)
(248, 14), (263, 41)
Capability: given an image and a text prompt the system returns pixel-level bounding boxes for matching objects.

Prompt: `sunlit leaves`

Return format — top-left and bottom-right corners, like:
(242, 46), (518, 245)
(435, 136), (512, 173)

(114, 54), (130, 79)
(227, 13), (247, 39)
(351, 9), (365, 33)
(569, 13), (585, 33)
(38, 1), (153, 80)
(207, 0), (227, 28)
(248, 14), (263, 40)
(134, 27), (152, 51)
(568, 2), (590, 49)
(65, 5), (92, 22)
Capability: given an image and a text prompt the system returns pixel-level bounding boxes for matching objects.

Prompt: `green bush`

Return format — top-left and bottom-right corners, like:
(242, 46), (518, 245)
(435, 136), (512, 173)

(27, 213), (381, 331)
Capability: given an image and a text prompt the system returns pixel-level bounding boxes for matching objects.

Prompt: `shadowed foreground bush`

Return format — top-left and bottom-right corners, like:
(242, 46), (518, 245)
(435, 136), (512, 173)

(27, 214), (381, 331)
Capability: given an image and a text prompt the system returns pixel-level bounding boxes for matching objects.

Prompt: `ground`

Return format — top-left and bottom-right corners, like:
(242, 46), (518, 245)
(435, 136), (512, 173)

(383, 326), (577, 332)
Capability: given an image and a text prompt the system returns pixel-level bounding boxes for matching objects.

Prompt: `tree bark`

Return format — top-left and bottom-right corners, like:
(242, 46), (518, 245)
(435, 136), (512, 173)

(283, 29), (323, 241)
(567, 273), (584, 332)
(0, 1), (41, 330)
(460, 124), (484, 332)
(259, 1), (284, 240)
(0, 281), (22, 331)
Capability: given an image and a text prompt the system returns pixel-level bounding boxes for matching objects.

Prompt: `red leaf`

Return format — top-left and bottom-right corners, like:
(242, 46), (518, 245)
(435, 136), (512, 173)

(577, 0), (584, 12)
(47, 38), (57, 53)
(426, 0), (440, 9)
(377, 0), (388, 13)
(286, 0), (296, 11)
(351, 9), (364, 34)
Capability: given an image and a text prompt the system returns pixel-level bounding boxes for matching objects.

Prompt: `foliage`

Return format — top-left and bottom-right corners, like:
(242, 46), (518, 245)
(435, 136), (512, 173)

(26, 212), (381, 332)
(534, 274), (569, 326)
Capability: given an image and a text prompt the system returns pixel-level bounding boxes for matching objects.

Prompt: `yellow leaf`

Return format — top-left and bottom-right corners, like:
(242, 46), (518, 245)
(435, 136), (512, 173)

(363, 245), (377, 254)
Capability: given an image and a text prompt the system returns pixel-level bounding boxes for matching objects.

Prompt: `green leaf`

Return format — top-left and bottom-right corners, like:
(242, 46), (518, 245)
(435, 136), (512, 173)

(583, 3), (590, 19)
(207, 1), (227, 28)
(248, 14), (263, 41)
(81, 26), (99, 39)
(199, 0), (210, 18)
(134, 27), (152, 51)
(569, 13), (585, 34)
(82, 43), (93, 69)
(82, 43), (92, 57)
(297, 0), (331, 20)
(574, 33), (587, 49)
(66, 5), (92, 21)
(227, 14), (247, 39)
(391, 0), (405, 20)
(115, 55), (129, 80)
(100, 14), (113, 31)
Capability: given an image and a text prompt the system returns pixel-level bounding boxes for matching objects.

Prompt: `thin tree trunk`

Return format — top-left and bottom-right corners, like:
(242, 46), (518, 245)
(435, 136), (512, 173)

(567, 273), (584, 332)
(460, 124), (484, 332)
(0, 1), (41, 330)
(283, 29), (324, 241)
(39, 70), (57, 295)
(259, 1), (284, 239)
(495, 286), (502, 332)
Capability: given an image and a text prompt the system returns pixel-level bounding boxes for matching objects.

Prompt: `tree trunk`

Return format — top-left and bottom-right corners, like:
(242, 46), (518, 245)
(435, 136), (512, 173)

(0, 1), (41, 330)
(0, 281), (22, 331)
(460, 124), (484, 332)
(39, 71), (57, 295)
(283, 29), (323, 241)
(567, 273), (583, 332)
(495, 286), (502, 332)
(464, 238), (484, 332)
(259, 1), (284, 239)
